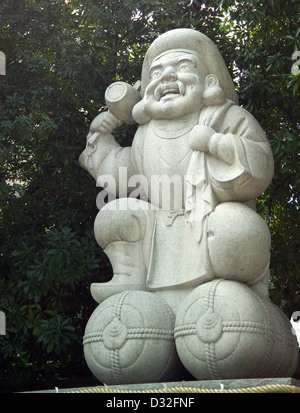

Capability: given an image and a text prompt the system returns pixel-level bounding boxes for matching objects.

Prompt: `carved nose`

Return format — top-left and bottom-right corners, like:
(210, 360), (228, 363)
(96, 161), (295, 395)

(161, 67), (177, 82)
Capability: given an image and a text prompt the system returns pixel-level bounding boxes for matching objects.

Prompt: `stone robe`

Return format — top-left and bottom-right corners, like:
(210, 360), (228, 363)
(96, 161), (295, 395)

(79, 99), (274, 290)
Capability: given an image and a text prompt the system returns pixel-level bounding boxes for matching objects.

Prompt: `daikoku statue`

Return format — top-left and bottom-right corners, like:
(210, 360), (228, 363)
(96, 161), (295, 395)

(79, 29), (298, 385)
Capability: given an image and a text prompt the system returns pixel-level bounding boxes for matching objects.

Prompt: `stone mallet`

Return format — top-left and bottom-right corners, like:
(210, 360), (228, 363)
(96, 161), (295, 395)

(87, 81), (142, 147)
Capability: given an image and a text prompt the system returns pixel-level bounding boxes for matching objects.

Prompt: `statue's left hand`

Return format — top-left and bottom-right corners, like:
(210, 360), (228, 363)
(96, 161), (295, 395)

(189, 124), (215, 152)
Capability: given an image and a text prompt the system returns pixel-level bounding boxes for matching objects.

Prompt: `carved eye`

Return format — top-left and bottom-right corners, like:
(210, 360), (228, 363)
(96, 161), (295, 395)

(178, 63), (193, 72)
(150, 70), (161, 79)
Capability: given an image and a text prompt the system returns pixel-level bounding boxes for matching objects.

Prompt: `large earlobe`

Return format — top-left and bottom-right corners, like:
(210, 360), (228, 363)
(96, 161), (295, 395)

(203, 74), (226, 106)
(132, 99), (151, 125)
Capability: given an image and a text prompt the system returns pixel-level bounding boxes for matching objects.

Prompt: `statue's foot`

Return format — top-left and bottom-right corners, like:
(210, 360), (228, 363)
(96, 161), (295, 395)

(91, 278), (146, 304)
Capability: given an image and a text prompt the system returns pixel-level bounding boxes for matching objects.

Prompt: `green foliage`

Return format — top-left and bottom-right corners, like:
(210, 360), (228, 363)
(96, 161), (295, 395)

(0, 0), (299, 392)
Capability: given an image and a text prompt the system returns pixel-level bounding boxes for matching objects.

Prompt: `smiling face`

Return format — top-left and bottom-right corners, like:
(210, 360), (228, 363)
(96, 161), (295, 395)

(143, 51), (208, 120)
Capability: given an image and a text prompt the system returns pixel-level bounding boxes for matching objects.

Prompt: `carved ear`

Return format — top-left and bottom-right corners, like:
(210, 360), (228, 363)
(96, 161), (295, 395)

(203, 74), (226, 106)
(205, 74), (219, 88)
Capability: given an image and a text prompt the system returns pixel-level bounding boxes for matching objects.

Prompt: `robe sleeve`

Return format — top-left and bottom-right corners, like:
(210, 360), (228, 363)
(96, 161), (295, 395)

(206, 105), (274, 202)
(78, 131), (136, 197)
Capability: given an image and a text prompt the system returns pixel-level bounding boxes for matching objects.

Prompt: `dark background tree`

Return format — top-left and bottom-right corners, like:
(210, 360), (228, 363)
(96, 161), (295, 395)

(0, 0), (299, 392)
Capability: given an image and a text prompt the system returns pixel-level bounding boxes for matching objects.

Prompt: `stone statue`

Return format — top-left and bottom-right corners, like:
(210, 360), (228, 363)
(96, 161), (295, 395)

(79, 29), (299, 384)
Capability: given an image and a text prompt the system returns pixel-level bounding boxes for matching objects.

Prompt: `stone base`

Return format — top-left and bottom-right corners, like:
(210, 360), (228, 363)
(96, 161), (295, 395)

(27, 377), (300, 393)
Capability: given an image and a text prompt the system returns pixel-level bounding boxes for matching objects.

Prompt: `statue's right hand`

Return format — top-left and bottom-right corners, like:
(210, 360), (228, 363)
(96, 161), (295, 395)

(89, 111), (122, 137)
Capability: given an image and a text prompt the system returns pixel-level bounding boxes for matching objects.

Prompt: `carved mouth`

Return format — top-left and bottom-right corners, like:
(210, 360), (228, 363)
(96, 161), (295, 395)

(159, 83), (180, 99)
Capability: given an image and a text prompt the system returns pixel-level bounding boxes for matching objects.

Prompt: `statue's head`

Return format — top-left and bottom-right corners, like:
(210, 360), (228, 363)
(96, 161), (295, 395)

(133, 29), (238, 123)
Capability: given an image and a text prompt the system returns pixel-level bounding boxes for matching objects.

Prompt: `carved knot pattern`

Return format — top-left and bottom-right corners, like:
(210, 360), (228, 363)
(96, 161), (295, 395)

(166, 209), (185, 226)
(83, 327), (174, 346)
(83, 291), (174, 384)
(102, 317), (128, 350)
(195, 312), (223, 343)
(174, 279), (271, 380)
